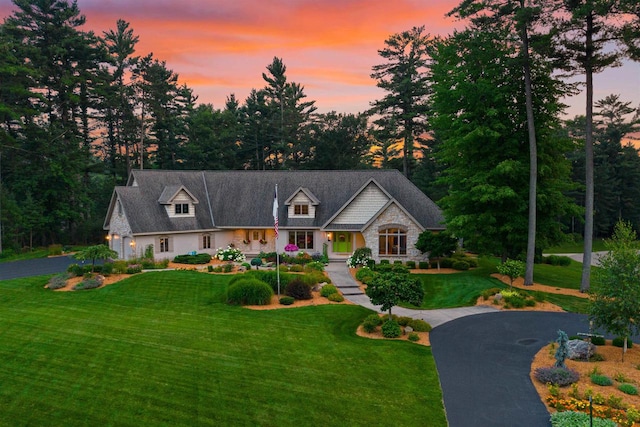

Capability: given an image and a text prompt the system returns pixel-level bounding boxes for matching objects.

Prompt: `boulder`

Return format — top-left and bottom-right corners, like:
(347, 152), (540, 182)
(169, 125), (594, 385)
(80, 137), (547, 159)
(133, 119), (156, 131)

(405, 326), (414, 334)
(567, 339), (595, 360)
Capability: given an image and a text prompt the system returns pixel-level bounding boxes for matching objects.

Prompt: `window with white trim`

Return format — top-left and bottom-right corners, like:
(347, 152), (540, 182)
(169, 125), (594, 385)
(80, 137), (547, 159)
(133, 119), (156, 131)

(159, 237), (170, 253)
(378, 228), (407, 256)
(175, 203), (189, 214)
(288, 230), (314, 250)
(294, 204), (309, 215)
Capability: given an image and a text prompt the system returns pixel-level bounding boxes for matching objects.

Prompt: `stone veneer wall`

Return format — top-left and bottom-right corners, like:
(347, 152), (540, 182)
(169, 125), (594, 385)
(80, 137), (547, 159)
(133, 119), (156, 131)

(108, 204), (133, 258)
(362, 203), (428, 264)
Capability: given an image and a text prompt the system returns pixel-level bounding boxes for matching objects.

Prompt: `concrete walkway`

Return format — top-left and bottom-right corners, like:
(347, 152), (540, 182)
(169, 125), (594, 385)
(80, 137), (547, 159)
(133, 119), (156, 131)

(324, 262), (498, 328)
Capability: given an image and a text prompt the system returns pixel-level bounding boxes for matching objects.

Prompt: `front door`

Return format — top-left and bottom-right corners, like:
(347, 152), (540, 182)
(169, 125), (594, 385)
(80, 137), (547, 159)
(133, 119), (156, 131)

(333, 232), (352, 253)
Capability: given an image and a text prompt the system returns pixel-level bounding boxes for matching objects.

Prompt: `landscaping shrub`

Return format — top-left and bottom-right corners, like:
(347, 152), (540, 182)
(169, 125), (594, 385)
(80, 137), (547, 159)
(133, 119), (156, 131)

(320, 284), (338, 298)
(207, 265), (214, 272)
(222, 263), (234, 273)
(589, 353), (605, 362)
(328, 293), (344, 302)
(439, 258), (454, 268)
(355, 267), (376, 284)
(301, 271), (329, 287)
(545, 255), (572, 267)
(381, 320), (402, 338)
(406, 260), (416, 269)
(618, 383), (638, 395)
(67, 263), (85, 277)
(612, 337), (633, 348)
(362, 314), (382, 334)
(250, 258), (262, 269)
(285, 279), (312, 300)
(73, 275), (104, 291)
(481, 287), (501, 300)
(380, 259), (390, 265)
(347, 247), (373, 268)
(451, 260), (470, 271)
(550, 411), (616, 427)
(227, 278), (273, 305)
(243, 270), (293, 293)
(408, 319), (432, 332)
(418, 261), (429, 270)
(173, 253), (212, 264)
(278, 265), (289, 273)
(534, 366), (580, 386)
(112, 260), (128, 274)
(279, 296), (294, 305)
(215, 246), (245, 262)
(47, 273), (70, 290)
(391, 264), (409, 274)
(304, 261), (325, 272)
(393, 260), (403, 265)
(289, 264), (304, 272)
(465, 257), (479, 268)
(396, 316), (412, 327)
(92, 265), (103, 273)
(362, 314), (383, 333)
(590, 374), (613, 386)
(126, 264), (142, 274)
(408, 332), (420, 342)
(141, 259), (155, 269)
(373, 263), (393, 273)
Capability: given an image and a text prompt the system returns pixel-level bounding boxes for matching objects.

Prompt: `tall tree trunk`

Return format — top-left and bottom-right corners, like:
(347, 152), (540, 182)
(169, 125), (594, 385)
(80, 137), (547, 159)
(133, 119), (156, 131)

(581, 13), (595, 293)
(522, 3), (537, 286)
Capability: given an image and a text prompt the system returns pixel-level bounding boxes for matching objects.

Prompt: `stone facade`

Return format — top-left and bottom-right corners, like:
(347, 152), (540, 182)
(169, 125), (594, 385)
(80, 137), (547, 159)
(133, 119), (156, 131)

(362, 203), (427, 264)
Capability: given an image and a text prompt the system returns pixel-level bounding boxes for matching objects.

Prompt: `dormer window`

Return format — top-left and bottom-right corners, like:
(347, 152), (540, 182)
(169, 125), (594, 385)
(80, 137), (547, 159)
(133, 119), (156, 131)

(294, 204), (309, 215)
(175, 203), (189, 215)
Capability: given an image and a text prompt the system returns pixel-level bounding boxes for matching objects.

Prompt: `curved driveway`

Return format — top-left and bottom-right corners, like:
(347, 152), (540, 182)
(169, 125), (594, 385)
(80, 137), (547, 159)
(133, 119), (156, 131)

(0, 255), (77, 280)
(430, 311), (589, 427)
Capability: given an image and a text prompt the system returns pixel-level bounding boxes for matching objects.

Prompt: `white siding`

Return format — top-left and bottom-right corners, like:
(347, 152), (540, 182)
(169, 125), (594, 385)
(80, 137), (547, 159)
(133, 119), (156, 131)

(165, 190), (196, 218)
(331, 184), (389, 225)
(287, 192), (316, 218)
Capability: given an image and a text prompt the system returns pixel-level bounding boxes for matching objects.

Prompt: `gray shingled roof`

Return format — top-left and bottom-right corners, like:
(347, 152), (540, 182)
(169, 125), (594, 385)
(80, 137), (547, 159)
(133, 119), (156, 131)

(105, 170), (445, 234)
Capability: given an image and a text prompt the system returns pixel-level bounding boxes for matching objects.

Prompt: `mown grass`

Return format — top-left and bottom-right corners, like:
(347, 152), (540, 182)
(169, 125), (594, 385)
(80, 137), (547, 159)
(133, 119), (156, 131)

(545, 238), (606, 253)
(408, 257), (505, 309)
(533, 260), (598, 290)
(0, 271), (446, 427)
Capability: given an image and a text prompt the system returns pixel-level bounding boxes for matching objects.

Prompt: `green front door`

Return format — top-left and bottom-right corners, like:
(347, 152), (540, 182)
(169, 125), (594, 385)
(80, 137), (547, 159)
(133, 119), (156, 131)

(333, 232), (352, 253)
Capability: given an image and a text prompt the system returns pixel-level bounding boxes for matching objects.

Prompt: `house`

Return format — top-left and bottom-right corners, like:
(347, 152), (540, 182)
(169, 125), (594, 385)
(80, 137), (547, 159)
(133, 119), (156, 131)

(103, 169), (445, 263)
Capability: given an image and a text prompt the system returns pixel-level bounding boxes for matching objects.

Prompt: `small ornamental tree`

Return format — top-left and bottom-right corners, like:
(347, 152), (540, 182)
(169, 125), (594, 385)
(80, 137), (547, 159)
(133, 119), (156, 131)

(590, 220), (640, 361)
(555, 330), (569, 368)
(496, 259), (525, 289)
(365, 272), (424, 318)
(73, 245), (118, 272)
(415, 230), (457, 270)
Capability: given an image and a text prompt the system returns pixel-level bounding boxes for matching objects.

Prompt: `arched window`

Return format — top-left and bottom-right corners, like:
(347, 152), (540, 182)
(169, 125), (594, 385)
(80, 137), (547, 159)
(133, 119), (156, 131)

(378, 228), (407, 256)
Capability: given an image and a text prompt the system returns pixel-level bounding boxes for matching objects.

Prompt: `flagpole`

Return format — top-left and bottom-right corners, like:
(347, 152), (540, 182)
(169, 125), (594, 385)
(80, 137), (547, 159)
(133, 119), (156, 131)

(273, 184), (280, 296)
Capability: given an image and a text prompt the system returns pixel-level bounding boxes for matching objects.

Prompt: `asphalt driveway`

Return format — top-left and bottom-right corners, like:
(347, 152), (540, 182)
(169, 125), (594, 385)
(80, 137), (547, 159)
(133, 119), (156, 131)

(0, 255), (78, 280)
(430, 311), (591, 427)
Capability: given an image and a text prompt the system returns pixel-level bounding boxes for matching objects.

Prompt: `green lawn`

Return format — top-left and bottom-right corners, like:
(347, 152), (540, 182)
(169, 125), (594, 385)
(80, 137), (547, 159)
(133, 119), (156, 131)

(0, 271), (446, 427)
(545, 238), (606, 254)
(533, 260), (598, 290)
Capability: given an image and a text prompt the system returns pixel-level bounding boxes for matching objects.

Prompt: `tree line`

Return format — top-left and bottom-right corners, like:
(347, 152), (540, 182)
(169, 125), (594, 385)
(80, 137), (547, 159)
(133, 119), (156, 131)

(0, 0), (638, 289)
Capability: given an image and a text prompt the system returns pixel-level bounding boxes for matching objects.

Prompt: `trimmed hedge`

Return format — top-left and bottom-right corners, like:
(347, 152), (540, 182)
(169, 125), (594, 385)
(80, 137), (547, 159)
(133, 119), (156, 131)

(328, 293), (344, 302)
(533, 366), (580, 386)
(381, 320), (401, 338)
(279, 296), (295, 306)
(227, 278), (273, 305)
(590, 374), (613, 386)
(173, 253), (212, 264)
(612, 337), (633, 348)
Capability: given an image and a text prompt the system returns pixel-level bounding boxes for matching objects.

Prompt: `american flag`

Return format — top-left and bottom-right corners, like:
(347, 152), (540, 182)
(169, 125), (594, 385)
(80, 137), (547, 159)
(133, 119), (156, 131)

(273, 185), (279, 238)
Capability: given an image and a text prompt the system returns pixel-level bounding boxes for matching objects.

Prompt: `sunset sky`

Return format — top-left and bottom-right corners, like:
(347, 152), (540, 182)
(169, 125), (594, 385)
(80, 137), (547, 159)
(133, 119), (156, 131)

(1, 0), (638, 119)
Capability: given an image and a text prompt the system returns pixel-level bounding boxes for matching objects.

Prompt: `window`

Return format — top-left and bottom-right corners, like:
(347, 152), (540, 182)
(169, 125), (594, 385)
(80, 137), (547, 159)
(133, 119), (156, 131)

(294, 204), (309, 215)
(379, 228), (407, 256)
(202, 234), (211, 249)
(159, 237), (170, 253)
(117, 200), (123, 216)
(175, 203), (189, 214)
(288, 230), (314, 250)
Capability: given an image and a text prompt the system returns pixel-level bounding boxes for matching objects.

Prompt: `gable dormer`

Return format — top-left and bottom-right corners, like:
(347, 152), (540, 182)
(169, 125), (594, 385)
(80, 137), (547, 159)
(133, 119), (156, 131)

(158, 185), (199, 218)
(285, 187), (320, 219)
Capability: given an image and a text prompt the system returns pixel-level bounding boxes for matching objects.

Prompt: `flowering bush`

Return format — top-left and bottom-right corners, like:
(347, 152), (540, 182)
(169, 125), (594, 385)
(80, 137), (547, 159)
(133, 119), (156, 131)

(347, 247), (373, 268)
(546, 396), (634, 426)
(284, 243), (299, 253)
(216, 246), (245, 262)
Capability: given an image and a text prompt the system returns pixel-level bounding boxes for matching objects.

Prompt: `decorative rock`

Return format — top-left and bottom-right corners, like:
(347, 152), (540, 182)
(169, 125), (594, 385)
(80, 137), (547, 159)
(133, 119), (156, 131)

(493, 293), (503, 301)
(567, 339), (596, 360)
(237, 265), (247, 272)
(312, 282), (328, 292)
(404, 326), (414, 334)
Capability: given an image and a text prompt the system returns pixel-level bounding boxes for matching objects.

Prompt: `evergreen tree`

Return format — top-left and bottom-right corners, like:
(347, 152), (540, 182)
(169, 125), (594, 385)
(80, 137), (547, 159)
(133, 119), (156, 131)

(370, 26), (431, 179)
(430, 21), (575, 259)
